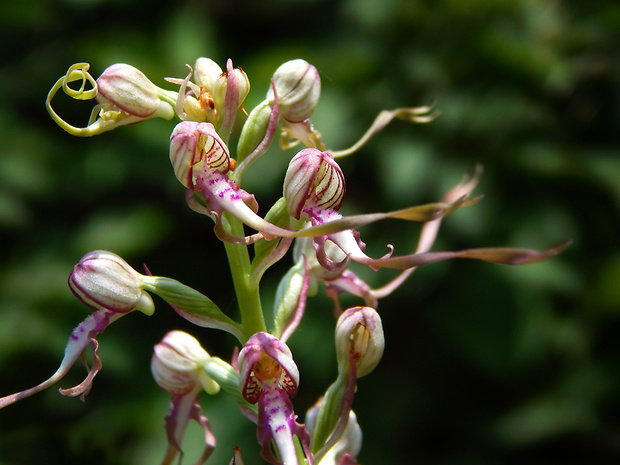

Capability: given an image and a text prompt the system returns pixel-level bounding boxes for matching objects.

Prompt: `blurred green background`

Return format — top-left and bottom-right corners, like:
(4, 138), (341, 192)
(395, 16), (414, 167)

(0, 0), (618, 464)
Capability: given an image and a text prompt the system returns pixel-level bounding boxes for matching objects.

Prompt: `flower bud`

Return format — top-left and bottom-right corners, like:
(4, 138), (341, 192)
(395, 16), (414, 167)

(151, 330), (219, 396)
(193, 57), (223, 92)
(236, 100), (273, 162)
(283, 148), (345, 220)
(335, 307), (384, 378)
(306, 404), (362, 465)
(238, 332), (299, 404)
(272, 257), (310, 340)
(212, 64), (251, 111)
(267, 59), (320, 122)
(96, 64), (174, 119)
(169, 121), (231, 188)
(68, 250), (154, 315)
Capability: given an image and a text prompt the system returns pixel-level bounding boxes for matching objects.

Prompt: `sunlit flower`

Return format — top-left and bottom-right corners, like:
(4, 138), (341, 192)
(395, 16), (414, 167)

(282, 148), (571, 273)
(0, 250), (243, 410)
(96, 63), (174, 118)
(170, 121), (232, 188)
(267, 59), (320, 123)
(307, 307), (382, 460)
(46, 63), (177, 136)
(69, 250), (155, 314)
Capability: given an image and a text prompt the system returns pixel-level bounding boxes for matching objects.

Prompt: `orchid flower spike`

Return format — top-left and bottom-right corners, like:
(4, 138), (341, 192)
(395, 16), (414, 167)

(151, 331), (219, 465)
(238, 332), (313, 465)
(46, 63), (177, 136)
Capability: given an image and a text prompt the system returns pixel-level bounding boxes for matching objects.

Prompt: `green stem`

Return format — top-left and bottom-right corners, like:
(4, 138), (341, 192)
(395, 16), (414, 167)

(311, 371), (349, 453)
(222, 212), (266, 341)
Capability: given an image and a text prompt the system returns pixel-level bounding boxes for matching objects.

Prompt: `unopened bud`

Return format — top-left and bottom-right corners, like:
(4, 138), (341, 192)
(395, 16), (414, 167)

(306, 404), (363, 464)
(267, 59), (320, 122)
(212, 65), (251, 111)
(96, 64), (174, 119)
(68, 250), (154, 315)
(194, 58), (223, 92)
(335, 306), (384, 378)
(151, 330), (219, 396)
(169, 121), (231, 188)
(283, 148), (345, 220)
(236, 100), (273, 161)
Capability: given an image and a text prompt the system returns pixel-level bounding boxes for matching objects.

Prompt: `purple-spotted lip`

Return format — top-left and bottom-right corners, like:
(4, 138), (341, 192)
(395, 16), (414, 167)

(238, 332), (299, 404)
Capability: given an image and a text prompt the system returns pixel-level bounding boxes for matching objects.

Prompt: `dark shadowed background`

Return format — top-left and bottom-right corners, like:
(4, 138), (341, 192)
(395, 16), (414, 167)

(0, 0), (618, 464)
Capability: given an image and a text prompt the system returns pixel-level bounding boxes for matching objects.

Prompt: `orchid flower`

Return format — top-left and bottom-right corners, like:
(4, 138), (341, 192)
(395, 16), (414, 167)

(0, 250), (243, 409)
(151, 330), (220, 465)
(0, 251), (155, 408)
(238, 332), (313, 465)
(46, 63), (178, 136)
(169, 122), (468, 248)
(284, 165), (484, 313)
(166, 58), (250, 138)
(282, 148), (572, 273)
(266, 60), (438, 158)
(310, 307), (384, 459)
